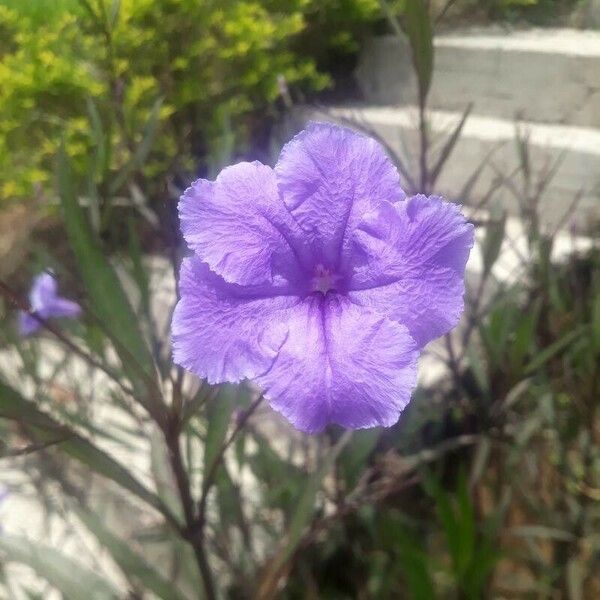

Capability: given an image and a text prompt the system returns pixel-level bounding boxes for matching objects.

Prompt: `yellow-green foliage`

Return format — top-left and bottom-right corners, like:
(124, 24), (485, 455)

(0, 0), (334, 204)
(0, 7), (104, 200)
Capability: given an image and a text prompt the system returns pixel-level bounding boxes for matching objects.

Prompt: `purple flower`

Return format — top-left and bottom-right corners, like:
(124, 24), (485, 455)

(173, 122), (474, 433)
(19, 272), (81, 336)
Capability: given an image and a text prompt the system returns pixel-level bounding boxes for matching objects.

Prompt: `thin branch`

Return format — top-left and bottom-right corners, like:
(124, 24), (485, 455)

(444, 331), (463, 392)
(550, 188), (584, 238)
(0, 436), (71, 459)
(418, 100), (429, 193)
(435, 0), (458, 24)
(429, 102), (473, 188)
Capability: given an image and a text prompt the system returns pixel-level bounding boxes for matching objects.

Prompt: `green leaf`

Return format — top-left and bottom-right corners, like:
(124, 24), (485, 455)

(57, 145), (163, 419)
(469, 435), (491, 487)
(510, 525), (575, 542)
(396, 529), (436, 600)
(380, 0), (433, 101)
(457, 142), (504, 206)
(464, 535), (500, 598)
(482, 206), (506, 278)
(501, 378), (531, 412)
(76, 0), (100, 24)
(85, 98), (105, 232)
(0, 381), (173, 522)
(425, 474), (462, 575)
(466, 341), (489, 396)
(109, 0), (121, 28)
(340, 429), (380, 487)
(509, 301), (540, 373)
(207, 106), (235, 178)
(256, 432), (353, 598)
(403, 0), (433, 102)
(516, 128), (529, 181)
(127, 216), (150, 320)
(455, 471), (476, 576)
(74, 506), (188, 600)
(202, 384), (237, 488)
(214, 463), (252, 556)
(181, 384), (210, 426)
(246, 429), (305, 511)
(524, 326), (584, 375)
(86, 98), (107, 183)
(0, 535), (120, 599)
(429, 103), (473, 187)
(109, 97), (164, 195)
(480, 299), (517, 369)
(57, 144), (143, 362)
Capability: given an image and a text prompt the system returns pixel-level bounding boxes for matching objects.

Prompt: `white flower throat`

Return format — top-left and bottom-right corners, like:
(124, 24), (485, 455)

(311, 264), (341, 295)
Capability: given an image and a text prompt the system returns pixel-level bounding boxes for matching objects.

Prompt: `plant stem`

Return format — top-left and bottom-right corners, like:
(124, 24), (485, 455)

(418, 97), (429, 193)
(167, 393), (264, 599)
(163, 417), (217, 600)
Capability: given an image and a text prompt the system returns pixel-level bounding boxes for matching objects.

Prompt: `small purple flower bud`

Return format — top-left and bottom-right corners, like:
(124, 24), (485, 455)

(19, 272), (81, 336)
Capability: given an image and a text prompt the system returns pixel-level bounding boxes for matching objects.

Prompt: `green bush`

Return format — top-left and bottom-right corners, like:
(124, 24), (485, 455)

(0, 0), (334, 206)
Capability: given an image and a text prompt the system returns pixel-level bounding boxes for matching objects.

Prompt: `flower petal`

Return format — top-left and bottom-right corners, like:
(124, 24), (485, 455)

(45, 297), (81, 319)
(18, 312), (40, 336)
(179, 162), (306, 286)
(349, 195), (474, 347)
(172, 257), (301, 384)
(256, 295), (419, 433)
(29, 272), (58, 311)
(275, 121), (404, 271)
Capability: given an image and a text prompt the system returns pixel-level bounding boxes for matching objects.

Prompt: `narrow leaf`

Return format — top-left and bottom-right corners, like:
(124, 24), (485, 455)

(109, 0), (121, 27)
(0, 535), (119, 599)
(429, 103), (473, 187)
(482, 206), (506, 278)
(510, 525), (575, 542)
(202, 384), (236, 488)
(57, 145), (163, 418)
(109, 97), (164, 195)
(256, 432), (352, 599)
(524, 326), (584, 375)
(402, 0), (434, 101)
(75, 506), (188, 600)
(397, 529), (436, 600)
(0, 381), (173, 522)
(380, 0), (433, 101)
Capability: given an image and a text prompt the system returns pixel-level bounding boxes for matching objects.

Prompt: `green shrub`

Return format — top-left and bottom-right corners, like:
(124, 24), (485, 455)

(0, 0), (334, 206)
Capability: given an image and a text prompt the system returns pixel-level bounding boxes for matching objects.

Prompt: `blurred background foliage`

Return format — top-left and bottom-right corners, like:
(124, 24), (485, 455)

(0, 0), (598, 599)
(0, 0), (582, 209)
(0, 0), (398, 211)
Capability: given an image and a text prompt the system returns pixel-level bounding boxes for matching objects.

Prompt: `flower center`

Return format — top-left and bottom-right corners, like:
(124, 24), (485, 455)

(310, 264), (340, 295)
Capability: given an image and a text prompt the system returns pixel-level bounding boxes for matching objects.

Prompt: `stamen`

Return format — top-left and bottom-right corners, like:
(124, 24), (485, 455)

(311, 264), (339, 295)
